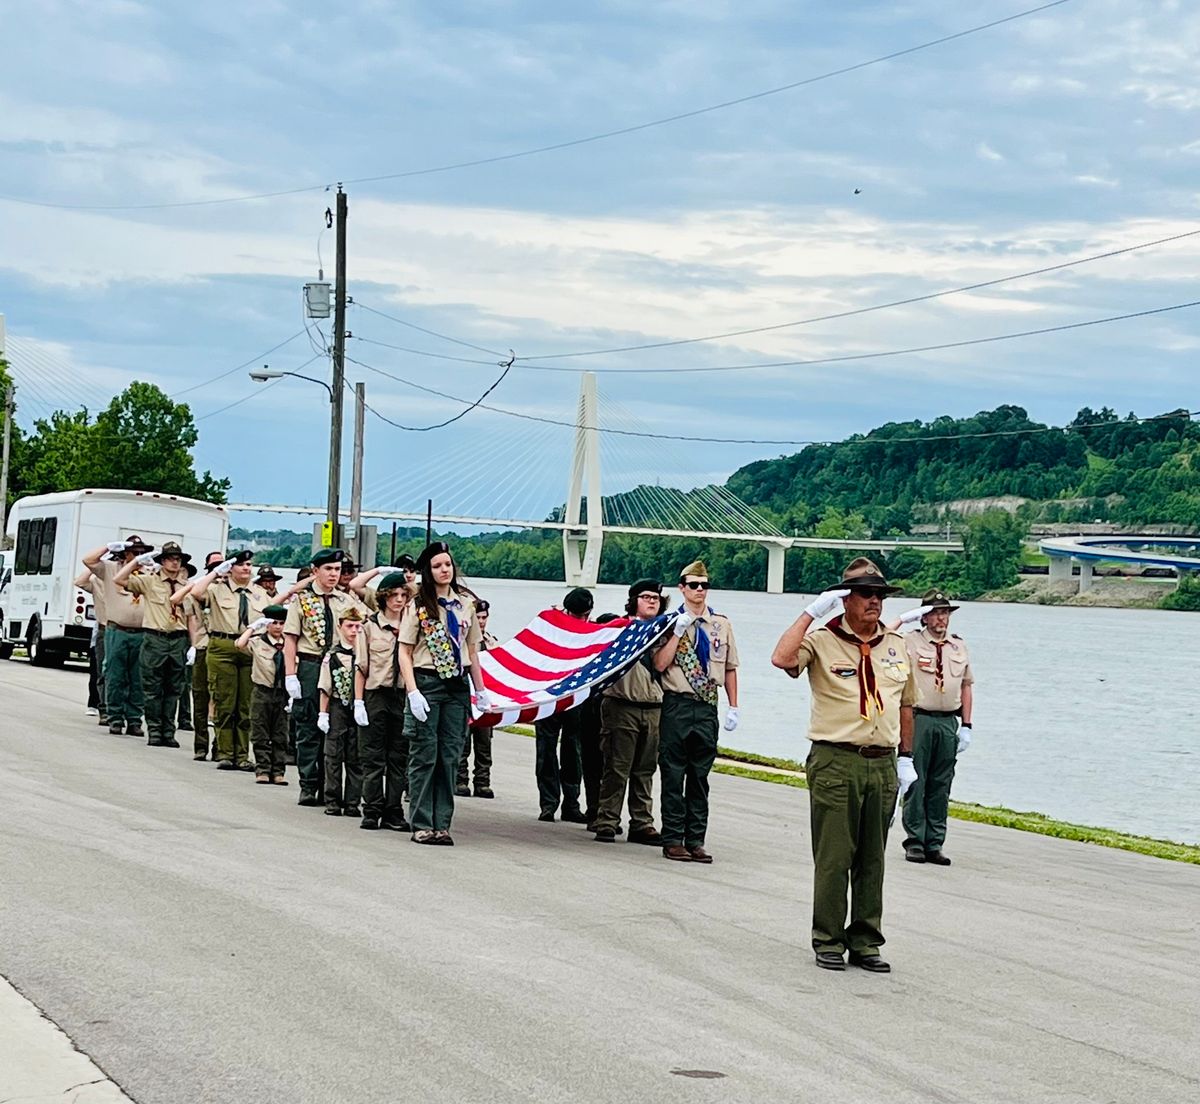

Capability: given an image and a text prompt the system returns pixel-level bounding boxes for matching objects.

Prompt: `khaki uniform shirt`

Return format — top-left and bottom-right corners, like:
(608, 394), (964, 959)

(794, 623), (918, 748)
(204, 577), (268, 636)
(318, 642), (362, 704)
(399, 593), (482, 672)
(356, 612), (405, 691)
(905, 628), (973, 711)
(283, 581), (359, 656)
(246, 631), (287, 689)
(125, 572), (190, 632)
(90, 558), (143, 630)
(184, 595), (210, 650)
(79, 575), (107, 626)
(657, 607), (738, 698)
(604, 623), (664, 705)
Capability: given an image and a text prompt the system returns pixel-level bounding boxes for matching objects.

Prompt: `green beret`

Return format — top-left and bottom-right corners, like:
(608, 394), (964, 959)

(377, 572), (407, 592)
(263, 604), (288, 622)
(311, 548), (348, 567)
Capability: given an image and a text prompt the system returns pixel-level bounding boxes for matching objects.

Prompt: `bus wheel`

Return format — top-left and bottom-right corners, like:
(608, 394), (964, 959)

(27, 620), (65, 668)
(0, 641), (13, 660)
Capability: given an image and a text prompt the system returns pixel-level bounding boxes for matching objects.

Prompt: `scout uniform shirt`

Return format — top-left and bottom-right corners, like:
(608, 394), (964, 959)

(905, 628), (973, 711)
(90, 558), (144, 630)
(318, 642), (361, 705)
(657, 607), (738, 702)
(204, 577), (268, 637)
(356, 611), (406, 690)
(124, 572), (190, 632)
(283, 579), (358, 656)
(794, 620), (918, 748)
(604, 640), (663, 706)
(80, 575), (107, 627)
(184, 595), (209, 650)
(246, 632), (288, 689)
(399, 593), (482, 674)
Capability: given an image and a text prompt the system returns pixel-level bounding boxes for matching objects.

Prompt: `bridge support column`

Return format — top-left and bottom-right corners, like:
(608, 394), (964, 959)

(765, 542), (787, 594)
(563, 372), (603, 589)
(1076, 559), (1094, 593)
(1048, 555), (1071, 584)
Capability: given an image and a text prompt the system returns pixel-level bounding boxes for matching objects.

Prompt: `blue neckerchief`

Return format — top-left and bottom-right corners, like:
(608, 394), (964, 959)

(439, 596), (463, 670)
(676, 604), (713, 673)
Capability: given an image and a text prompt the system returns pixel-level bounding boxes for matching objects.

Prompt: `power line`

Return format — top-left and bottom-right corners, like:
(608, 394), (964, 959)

(516, 225), (1200, 361)
(193, 353), (323, 421)
(354, 303), (506, 357)
(348, 351), (1197, 446)
(352, 334), (498, 366)
(170, 331), (308, 398)
(513, 299), (1200, 375)
(0, 1), (1072, 213)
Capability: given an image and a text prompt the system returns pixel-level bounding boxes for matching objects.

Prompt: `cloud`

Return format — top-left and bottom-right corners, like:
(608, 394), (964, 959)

(976, 142), (1005, 163)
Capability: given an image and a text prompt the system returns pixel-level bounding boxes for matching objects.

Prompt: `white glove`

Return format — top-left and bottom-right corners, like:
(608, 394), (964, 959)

(135, 552), (157, 567)
(106, 540), (131, 553)
(407, 689), (430, 723)
(899, 605), (933, 626)
(214, 558), (235, 577)
(804, 589), (850, 620)
(317, 712), (330, 734)
(897, 755), (918, 794)
(353, 699), (369, 726)
(186, 646), (196, 665)
(673, 610), (695, 637)
(285, 674), (302, 700)
(957, 724), (972, 754)
(723, 707), (740, 732)
(249, 616), (271, 631)
(474, 688), (494, 713)
(139, 561), (161, 574)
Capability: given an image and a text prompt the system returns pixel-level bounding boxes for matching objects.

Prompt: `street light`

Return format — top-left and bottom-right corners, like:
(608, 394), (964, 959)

(249, 365), (332, 400)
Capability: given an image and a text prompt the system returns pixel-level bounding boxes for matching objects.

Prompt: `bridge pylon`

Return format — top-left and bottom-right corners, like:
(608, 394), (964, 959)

(563, 371), (603, 588)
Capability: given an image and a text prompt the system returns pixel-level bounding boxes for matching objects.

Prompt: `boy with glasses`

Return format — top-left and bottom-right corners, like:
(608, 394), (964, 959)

(652, 561), (740, 864)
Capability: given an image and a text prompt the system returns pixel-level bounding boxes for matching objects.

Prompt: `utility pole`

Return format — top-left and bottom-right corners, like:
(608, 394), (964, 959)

(349, 381), (365, 565)
(0, 384), (12, 533)
(327, 186), (348, 549)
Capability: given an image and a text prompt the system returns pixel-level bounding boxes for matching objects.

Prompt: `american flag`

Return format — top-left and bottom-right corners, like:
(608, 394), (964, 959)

(472, 609), (674, 727)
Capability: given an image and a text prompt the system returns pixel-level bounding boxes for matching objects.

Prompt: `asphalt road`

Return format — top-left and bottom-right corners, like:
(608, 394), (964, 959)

(3, 660), (1198, 1104)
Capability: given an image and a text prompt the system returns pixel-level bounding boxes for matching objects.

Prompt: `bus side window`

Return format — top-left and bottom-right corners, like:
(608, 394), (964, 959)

(16, 518), (42, 575)
(39, 518), (57, 574)
(15, 520), (29, 573)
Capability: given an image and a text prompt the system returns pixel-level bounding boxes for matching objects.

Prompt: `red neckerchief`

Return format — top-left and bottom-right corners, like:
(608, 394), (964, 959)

(826, 615), (885, 720)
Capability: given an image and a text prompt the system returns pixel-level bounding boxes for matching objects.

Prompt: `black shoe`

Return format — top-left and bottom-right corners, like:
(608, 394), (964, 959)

(98, 714), (109, 726)
(455, 784), (471, 797)
(474, 786), (494, 799)
(324, 806), (343, 816)
(560, 808), (588, 824)
(343, 806), (361, 818)
(216, 760), (237, 771)
(434, 831), (454, 846)
(297, 791), (321, 807)
(815, 951), (846, 971)
(360, 816), (381, 830)
(109, 722), (125, 736)
(925, 850), (952, 866)
(538, 812), (555, 822)
(236, 762), (255, 772)
(162, 738), (180, 749)
(594, 827), (617, 843)
(904, 845), (926, 863)
(627, 828), (661, 845)
(849, 952), (891, 973)
(177, 722), (193, 732)
(382, 817), (411, 832)
(127, 724), (144, 738)
(146, 738), (163, 747)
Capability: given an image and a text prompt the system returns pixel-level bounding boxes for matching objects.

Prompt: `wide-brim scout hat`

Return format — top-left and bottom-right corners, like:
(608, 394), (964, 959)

(262, 604), (288, 622)
(185, 561), (198, 578)
(122, 534), (154, 556)
(153, 541), (192, 566)
(829, 556), (903, 596)
(311, 548), (348, 568)
(255, 565), (282, 583)
(920, 587), (960, 613)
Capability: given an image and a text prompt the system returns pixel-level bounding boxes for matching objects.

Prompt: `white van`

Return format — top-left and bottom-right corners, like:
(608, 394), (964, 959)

(3, 489), (229, 665)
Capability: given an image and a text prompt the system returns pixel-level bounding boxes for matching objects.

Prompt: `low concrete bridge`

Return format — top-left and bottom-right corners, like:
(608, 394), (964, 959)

(1039, 534), (1200, 592)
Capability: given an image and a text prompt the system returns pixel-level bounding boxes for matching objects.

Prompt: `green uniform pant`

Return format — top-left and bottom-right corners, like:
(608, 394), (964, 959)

(361, 687), (409, 822)
(534, 712), (582, 817)
(457, 725), (493, 790)
(140, 630), (189, 743)
(902, 713), (959, 852)
(207, 637), (252, 766)
(192, 647), (212, 756)
(595, 698), (660, 834)
(104, 625), (144, 726)
(95, 624), (107, 716)
(407, 671), (468, 832)
(324, 700), (363, 811)
(658, 691), (718, 848)
(293, 657), (323, 796)
(807, 742), (899, 956)
(251, 684), (289, 775)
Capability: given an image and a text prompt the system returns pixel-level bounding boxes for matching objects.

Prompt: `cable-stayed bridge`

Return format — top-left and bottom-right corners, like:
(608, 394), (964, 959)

(228, 373), (963, 592)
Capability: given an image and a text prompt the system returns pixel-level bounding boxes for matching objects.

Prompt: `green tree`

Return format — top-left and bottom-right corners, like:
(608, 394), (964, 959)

(960, 510), (1025, 596)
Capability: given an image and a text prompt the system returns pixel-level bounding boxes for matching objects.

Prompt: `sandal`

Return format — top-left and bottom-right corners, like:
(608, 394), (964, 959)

(412, 830), (437, 844)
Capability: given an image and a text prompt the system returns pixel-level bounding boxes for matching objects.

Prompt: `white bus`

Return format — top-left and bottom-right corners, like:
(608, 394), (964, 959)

(2, 489), (229, 665)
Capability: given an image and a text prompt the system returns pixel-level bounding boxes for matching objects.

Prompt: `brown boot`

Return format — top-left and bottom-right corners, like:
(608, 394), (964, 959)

(662, 845), (693, 862)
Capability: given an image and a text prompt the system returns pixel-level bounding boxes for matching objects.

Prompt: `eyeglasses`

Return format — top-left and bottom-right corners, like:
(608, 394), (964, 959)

(637, 593), (661, 600)
(683, 581), (711, 590)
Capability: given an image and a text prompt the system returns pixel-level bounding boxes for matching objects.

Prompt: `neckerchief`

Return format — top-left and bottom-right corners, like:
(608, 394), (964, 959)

(235, 586), (250, 629)
(417, 603), (461, 679)
(328, 643), (356, 705)
(932, 639), (946, 692)
(826, 615), (885, 720)
(261, 633), (286, 689)
(438, 597), (463, 670)
(673, 607), (719, 705)
(166, 577), (183, 624)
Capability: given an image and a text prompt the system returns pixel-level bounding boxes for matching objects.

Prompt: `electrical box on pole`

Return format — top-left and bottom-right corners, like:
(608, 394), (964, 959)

(304, 282), (332, 319)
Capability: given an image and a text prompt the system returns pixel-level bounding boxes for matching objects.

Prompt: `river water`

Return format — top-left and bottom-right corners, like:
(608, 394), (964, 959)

(471, 577), (1200, 845)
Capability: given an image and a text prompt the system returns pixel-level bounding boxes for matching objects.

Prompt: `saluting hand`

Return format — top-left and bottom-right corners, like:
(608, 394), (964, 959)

(214, 558), (235, 577)
(135, 552), (157, 568)
(804, 589), (850, 621)
(249, 616), (271, 631)
(106, 540), (132, 553)
(898, 605), (933, 626)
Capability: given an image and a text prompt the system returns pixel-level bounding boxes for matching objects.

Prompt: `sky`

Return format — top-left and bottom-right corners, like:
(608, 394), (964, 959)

(1, 0), (1199, 529)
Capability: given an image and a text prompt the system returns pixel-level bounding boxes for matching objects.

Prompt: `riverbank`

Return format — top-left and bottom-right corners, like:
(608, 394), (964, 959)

(503, 727), (1200, 866)
(981, 575), (1176, 609)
